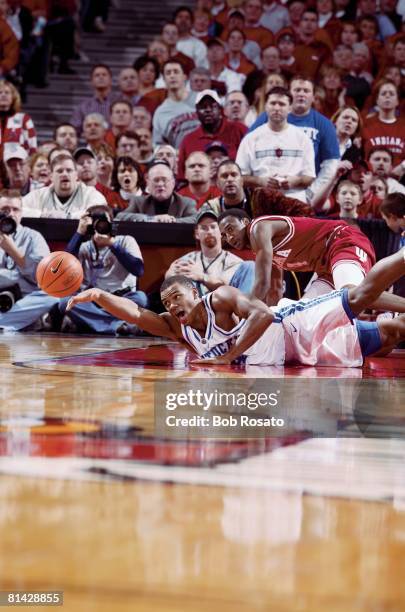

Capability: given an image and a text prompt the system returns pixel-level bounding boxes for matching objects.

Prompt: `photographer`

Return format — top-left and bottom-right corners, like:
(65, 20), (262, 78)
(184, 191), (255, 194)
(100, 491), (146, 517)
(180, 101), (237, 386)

(60, 204), (148, 334)
(0, 190), (50, 316)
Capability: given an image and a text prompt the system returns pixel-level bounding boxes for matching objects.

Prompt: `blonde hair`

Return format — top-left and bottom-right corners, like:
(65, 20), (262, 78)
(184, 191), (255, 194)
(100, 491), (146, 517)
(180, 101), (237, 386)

(0, 80), (21, 114)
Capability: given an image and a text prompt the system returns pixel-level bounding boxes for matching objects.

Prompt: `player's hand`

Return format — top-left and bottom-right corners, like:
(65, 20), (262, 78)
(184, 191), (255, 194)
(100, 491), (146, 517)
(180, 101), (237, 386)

(192, 356), (232, 365)
(93, 232), (115, 247)
(66, 288), (101, 310)
(153, 214), (176, 223)
(77, 213), (92, 235)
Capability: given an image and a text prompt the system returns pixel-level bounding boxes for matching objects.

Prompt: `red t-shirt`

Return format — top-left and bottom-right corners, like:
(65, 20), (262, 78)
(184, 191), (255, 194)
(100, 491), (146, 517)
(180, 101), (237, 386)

(178, 185), (222, 209)
(362, 115), (405, 167)
(177, 118), (248, 178)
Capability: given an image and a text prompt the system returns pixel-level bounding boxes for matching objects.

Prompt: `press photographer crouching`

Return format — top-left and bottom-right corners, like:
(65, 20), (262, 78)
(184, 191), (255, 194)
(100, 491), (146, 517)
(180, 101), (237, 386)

(0, 190), (50, 315)
(59, 204), (148, 335)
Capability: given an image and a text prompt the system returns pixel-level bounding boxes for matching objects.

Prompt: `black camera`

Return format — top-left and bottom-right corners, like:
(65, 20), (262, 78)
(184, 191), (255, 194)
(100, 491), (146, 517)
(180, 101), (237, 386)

(86, 213), (113, 237)
(0, 284), (22, 312)
(0, 212), (17, 235)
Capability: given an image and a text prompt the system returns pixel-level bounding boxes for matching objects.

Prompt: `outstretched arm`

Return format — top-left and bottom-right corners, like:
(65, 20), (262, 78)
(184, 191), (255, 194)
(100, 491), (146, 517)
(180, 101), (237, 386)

(194, 286), (274, 364)
(67, 289), (179, 339)
(250, 222), (277, 305)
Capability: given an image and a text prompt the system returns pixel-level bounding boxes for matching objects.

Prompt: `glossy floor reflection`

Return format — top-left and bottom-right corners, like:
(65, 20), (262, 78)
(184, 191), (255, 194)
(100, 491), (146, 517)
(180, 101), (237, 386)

(0, 334), (404, 612)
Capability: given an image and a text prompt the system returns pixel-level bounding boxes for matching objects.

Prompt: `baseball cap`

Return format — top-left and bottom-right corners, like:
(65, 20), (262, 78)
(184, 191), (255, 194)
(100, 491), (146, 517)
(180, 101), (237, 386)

(276, 28), (296, 44)
(73, 147), (96, 161)
(3, 143), (28, 163)
(229, 8), (245, 18)
(206, 37), (225, 49)
(196, 207), (218, 224)
(205, 141), (228, 155)
(195, 89), (222, 106)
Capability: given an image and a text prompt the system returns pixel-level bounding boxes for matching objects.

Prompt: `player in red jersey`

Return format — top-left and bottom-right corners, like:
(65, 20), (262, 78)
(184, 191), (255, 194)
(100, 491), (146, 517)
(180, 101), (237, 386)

(218, 210), (380, 305)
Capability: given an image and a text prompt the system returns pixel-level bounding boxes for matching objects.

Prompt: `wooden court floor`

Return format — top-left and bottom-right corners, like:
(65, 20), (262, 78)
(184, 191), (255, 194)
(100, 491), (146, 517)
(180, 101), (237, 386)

(0, 333), (404, 612)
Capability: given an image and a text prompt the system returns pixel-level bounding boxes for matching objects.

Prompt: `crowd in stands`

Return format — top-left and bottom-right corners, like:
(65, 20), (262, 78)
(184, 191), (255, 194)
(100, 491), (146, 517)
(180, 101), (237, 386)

(0, 0), (404, 335)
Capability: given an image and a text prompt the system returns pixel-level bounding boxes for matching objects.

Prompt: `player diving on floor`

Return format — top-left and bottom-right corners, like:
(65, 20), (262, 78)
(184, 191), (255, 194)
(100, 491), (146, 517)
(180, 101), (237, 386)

(67, 248), (405, 368)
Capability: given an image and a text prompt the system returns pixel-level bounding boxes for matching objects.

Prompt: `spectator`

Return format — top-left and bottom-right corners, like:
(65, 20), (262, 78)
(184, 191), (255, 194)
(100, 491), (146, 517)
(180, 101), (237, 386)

(178, 151), (221, 207)
(380, 192), (405, 239)
(117, 67), (140, 106)
(350, 42), (373, 85)
(152, 59), (198, 148)
(53, 122), (78, 153)
(132, 106), (152, 131)
(294, 9), (332, 79)
(206, 159), (253, 216)
(0, 6), (19, 78)
(0, 80), (37, 155)
(243, 0), (274, 50)
(28, 151), (50, 190)
(189, 66), (211, 92)
(165, 208), (254, 296)
(133, 55), (160, 97)
(161, 22), (195, 75)
(115, 131), (141, 161)
(242, 44), (282, 106)
(236, 86), (315, 201)
(135, 128), (154, 165)
(111, 156), (144, 206)
(224, 91), (251, 126)
(82, 113), (107, 153)
(173, 6), (208, 67)
(287, 0), (306, 37)
(116, 160), (197, 223)
(154, 144), (177, 172)
(367, 147), (405, 194)
(276, 28), (297, 79)
(60, 204), (148, 335)
(73, 147), (122, 208)
(219, 8), (262, 68)
(177, 89), (248, 178)
(2, 143), (31, 194)
(206, 38), (244, 93)
(249, 75), (340, 201)
(95, 143), (114, 188)
(70, 64), (118, 133)
(104, 100), (133, 152)
(225, 28), (256, 77)
(0, 189), (49, 326)
(22, 153), (107, 218)
(332, 106), (363, 161)
(335, 180), (363, 219)
(362, 80), (405, 167)
(205, 140), (229, 183)
(260, 0), (290, 33)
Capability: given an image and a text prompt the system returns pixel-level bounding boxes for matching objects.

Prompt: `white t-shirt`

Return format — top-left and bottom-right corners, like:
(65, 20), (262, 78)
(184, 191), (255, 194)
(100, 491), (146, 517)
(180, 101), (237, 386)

(176, 37), (208, 67)
(22, 183), (107, 219)
(152, 92), (199, 148)
(236, 123), (316, 201)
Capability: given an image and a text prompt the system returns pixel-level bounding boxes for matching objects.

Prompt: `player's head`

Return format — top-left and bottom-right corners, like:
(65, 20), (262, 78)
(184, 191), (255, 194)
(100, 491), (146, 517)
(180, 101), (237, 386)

(380, 193), (405, 234)
(217, 208), (251, 249)
(160, 275), (199, 324)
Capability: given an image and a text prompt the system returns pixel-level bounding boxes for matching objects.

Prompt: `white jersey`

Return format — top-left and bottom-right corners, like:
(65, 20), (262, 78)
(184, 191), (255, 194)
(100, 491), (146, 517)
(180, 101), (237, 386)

(181, 290), (364, 367)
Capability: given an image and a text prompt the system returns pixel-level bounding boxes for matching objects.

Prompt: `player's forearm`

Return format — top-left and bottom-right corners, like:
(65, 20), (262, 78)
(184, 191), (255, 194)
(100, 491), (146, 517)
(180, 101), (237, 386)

(369, 291), (405, 313)
(88, 289), (142, 323)
(203, 273), (226, 290)
(224, 310), (274, 361)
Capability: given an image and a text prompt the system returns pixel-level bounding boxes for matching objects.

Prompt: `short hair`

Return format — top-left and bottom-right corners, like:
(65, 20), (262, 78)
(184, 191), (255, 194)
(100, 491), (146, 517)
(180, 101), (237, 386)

(290, 74), (315, 88)
(217, 208), (251, 224)
(185, 151), (210, 167)
(352, 42), (370, 57)
(173, 6), (193, 20)
(190, 66), (211, 78)
(227, 27), (246, 42)
(111, 156), (145, 192)
(0, 189), (22, 201)
(91, 63), (112, 77)
(217, 159), (241, 174)
(83, 112), (108, 130)
(110, 99), (133, 115)
(380, 193), (405, 217)
(160, 274), (195, 293)
(392, 34), (405, 49)
(265, 86), (293, 104)
(162, 59), (185, 74)
(50, 154), (76, 171)
(336, 180), (362, 197)
(28, 151), (48, 171)
(53, 122), (77, 140)
(133, 55), (160, 79)
(302, 7), (318, 16)
(116, 130), (141, 148)
(147, 159), (174, 175)
(367, 146), (393, 161)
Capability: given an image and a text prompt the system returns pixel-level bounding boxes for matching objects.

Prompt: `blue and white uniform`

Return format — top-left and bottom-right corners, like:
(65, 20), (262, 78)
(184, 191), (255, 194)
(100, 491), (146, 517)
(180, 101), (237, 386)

(180, 290), (381, 367)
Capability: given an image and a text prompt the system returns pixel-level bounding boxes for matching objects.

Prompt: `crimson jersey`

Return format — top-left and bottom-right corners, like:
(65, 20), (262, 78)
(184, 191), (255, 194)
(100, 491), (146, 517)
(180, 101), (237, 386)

(362, 115), (405, 166)
(248, 215), (375, 279)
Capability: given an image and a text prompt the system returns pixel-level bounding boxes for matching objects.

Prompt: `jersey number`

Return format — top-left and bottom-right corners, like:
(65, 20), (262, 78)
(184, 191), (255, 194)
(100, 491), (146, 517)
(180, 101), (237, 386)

(355, 247), (368, 263)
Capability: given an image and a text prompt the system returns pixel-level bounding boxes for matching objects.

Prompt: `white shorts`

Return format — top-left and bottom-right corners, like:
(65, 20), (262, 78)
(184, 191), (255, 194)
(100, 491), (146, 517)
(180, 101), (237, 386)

(274, 289), (363, 367)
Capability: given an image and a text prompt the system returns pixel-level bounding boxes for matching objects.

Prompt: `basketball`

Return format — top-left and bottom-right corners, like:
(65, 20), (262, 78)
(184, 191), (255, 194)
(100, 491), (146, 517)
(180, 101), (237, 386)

(36, 251), (84, 298)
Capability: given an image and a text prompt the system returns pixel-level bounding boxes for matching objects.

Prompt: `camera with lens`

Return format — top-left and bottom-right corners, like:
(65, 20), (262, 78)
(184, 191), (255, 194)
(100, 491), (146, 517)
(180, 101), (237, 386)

(0, 212), (17, 235)
(0, 283), (22, 312)
(86, 213), (114, 238)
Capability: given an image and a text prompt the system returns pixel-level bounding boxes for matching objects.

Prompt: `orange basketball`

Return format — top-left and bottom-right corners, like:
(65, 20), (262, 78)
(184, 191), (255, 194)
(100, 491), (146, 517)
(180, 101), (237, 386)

(36, 251), (84, 298)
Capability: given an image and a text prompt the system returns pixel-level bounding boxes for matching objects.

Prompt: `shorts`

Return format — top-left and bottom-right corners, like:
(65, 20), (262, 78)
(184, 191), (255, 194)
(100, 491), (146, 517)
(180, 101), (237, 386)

(275, 289), (364, 367)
